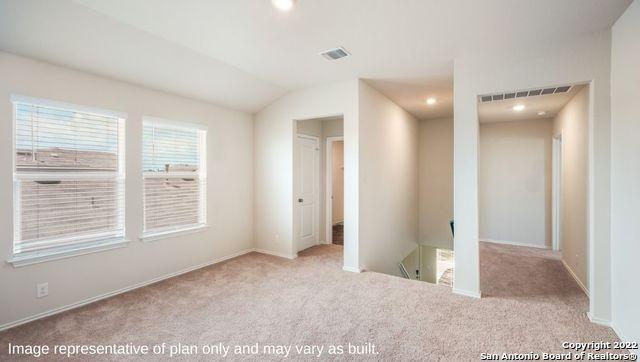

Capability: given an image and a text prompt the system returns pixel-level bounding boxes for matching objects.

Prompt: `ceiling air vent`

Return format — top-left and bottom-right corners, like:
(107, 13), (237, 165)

(320, 47), (350, 61)
(479, 85), (574, 103)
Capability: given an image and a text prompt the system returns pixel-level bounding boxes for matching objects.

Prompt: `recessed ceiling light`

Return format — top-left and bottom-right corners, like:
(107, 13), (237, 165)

(537, 111), (547, 116)
(513, 104), (525, 112)
(272, 0), (296, 11)
(426, 98), (437, 106)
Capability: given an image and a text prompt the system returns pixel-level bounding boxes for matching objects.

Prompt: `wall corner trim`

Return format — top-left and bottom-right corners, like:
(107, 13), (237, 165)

(342, 265), (363, 273)
(453, 288), (482, 299)
(252, 248), (298, 260)
(610, 322), (639, 356)
(480, 239), (549, 249)
(561, 259), (589, 297)
(587, 312), (612, 327)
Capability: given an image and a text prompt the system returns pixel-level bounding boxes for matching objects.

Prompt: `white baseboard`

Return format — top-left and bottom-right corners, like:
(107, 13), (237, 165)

(610, 322), (638, 357)
(481, 238), (549, 249)
(0, 248), (254, 332)
(342, 265), (362, 273)
(252, 248), (297, 260)
(561, 259), (589, 297)
(586, 314), (639, 356)
(587, 311), (611, 327)
(453, 288), (482, 299)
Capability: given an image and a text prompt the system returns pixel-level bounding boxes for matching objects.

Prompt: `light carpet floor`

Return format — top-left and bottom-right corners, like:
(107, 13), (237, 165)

(0, 242), (627, 361)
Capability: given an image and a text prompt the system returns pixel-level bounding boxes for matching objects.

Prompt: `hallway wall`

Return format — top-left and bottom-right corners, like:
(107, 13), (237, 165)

(479, 118), (553, 248)
(332, 141), (344, 223)
(553, 86), (589, 292)
(610, 0), (640, 345)
(418, 118), (453, 249)
(358, 80), (419, 276)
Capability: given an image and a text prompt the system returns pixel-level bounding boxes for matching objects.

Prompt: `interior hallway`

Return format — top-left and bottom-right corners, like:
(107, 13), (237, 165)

(0, 244), (626, 361)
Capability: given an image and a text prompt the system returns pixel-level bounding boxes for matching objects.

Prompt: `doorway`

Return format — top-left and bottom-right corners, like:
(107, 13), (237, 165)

(477, 83), (590, 300)
(294, 116), (344, 253)
(326, 137), (344, 245)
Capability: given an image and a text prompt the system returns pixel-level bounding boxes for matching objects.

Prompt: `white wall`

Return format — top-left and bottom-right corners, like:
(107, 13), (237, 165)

(358, 81), (419, 276)
(479, 119), (553, 248)
(0, 52), (254, 328)
(253, 81), (359, 269)
(418, 118), (453, 249)
(553, 87), (589, 290)
(453, 30), (612, 316)
(332, 141), (344, 223)
(611, 0), (640, 345)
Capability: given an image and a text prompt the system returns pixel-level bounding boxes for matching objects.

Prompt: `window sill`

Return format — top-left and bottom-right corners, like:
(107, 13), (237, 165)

(139, 225), (209, 242)
(7, 238), (129, 267)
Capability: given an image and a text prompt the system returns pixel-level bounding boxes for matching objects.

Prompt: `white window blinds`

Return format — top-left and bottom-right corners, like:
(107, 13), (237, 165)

(13, 98), (125, 255)
(142, 118), (206, 235)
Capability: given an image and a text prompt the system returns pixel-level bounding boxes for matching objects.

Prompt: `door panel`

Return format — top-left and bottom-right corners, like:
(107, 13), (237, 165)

(296, 135), (319, 252)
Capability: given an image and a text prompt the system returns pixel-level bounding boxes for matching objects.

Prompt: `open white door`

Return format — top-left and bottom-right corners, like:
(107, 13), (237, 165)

(295, 135), (319, 252)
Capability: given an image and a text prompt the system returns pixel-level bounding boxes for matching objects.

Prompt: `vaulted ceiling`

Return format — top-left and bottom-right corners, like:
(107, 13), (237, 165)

(0, 0), (632, 119)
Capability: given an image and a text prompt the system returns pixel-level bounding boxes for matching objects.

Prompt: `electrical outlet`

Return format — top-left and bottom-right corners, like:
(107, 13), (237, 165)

(36, 282), (48, 298)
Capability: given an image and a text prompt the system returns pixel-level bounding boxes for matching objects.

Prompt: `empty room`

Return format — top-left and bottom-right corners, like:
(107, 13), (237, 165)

(0, 0), (639, 361)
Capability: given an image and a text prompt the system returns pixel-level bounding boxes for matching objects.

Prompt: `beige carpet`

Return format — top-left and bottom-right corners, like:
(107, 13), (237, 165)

(0, 242), (627, 361)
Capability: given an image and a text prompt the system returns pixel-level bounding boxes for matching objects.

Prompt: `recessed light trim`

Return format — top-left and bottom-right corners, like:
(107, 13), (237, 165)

(513, 104), (525, 112)
(426, 98), (437, 106)
(537, 111), (547, 116)
(272, 0), (296, 11)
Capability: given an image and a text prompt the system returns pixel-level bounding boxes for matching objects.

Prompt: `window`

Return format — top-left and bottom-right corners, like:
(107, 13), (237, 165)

(12, 96), (126, 261)
(142, 118), (206, 237)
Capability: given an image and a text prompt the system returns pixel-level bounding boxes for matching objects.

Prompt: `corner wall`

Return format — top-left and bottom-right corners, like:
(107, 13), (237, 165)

(253, 81), (359, 269)
(0, 52), (254, 328)
(610, 0), (640, 345)
(418, 118), (453, 249)
(357, 81), (419, 276)
(553, 87), (589, 290)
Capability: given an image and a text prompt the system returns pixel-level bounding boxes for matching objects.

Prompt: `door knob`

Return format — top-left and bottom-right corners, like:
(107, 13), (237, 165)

(298, 198), (304, 203)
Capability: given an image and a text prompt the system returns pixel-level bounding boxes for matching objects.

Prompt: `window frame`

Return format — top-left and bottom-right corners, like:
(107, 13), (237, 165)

(140, 116), (207, 241)
(8, 95), (128, 267)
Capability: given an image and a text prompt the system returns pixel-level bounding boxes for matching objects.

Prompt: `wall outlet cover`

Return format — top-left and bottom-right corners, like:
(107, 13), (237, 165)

(36, 282), (48, 298)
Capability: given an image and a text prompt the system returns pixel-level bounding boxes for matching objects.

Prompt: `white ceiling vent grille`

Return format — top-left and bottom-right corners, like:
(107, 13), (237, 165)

(480, 85), (573, 103)
(320, 47), (350, 61)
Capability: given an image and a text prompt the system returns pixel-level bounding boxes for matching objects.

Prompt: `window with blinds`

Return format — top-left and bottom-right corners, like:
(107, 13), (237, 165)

(142, 118), (206, 236)
(12, 97), (125, 256)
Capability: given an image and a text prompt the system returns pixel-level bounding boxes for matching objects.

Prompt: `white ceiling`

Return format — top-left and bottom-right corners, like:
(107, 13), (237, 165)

(364, 73), (454, 121)
(478, 84), (586, 123)
(0, 0), (632, 117)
